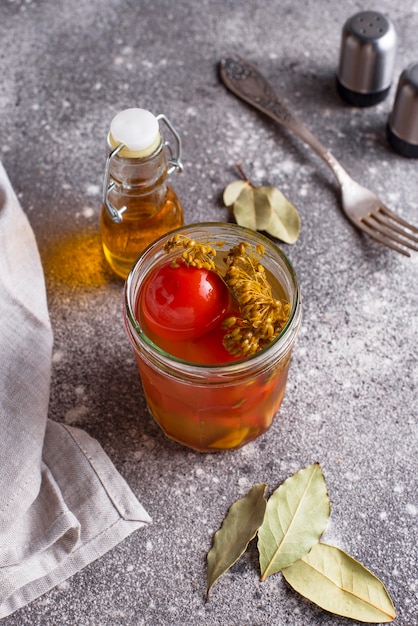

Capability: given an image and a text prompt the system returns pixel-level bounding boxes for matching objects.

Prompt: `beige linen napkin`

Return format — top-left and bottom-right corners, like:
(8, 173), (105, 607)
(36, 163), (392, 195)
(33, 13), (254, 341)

(0, 161), (151, 619)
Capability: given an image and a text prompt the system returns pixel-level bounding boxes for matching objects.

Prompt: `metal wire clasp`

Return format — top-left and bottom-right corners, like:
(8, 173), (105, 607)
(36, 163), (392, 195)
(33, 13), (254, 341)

(156, 114), (183, 175)
(102, 114), (183, 223)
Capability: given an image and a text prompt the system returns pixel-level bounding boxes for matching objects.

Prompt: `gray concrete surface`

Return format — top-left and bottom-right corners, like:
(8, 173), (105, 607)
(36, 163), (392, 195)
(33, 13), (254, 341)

(1, 0), (417, 624)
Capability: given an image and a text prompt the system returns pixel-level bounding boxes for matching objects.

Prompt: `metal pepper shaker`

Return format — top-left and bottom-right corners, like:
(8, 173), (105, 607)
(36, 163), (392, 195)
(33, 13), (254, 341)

(387, 63), (418, 158)
(337, 10), (397, 107)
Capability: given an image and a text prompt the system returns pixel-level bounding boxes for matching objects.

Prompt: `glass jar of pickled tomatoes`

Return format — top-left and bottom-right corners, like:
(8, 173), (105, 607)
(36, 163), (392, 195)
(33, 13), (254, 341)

(123, 222), (302, 452)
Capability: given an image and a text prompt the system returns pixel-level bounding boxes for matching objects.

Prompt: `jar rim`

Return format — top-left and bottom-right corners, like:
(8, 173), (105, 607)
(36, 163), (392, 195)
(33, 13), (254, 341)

(123, 222), (302, 376)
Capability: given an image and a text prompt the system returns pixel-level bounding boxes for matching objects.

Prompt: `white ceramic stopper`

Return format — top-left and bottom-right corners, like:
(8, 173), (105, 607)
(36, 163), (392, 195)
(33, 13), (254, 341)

(109, 108), (160, 157)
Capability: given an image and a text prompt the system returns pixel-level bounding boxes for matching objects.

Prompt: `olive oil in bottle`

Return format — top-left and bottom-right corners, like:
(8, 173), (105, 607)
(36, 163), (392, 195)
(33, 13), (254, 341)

(101, 108), (184, 279)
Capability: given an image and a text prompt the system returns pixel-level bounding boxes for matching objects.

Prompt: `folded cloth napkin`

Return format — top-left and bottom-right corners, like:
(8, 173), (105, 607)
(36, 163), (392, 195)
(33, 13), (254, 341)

(0, 161), (151, 619)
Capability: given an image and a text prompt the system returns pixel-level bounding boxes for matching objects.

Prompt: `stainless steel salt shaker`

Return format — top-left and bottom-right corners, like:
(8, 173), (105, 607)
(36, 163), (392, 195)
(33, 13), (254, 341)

(337, 10), (397, 107)
(387, 63), (418, 158)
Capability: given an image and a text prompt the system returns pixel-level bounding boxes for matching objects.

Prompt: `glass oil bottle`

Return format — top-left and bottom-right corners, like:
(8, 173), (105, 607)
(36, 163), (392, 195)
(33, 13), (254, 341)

(101, 108), (184, 279)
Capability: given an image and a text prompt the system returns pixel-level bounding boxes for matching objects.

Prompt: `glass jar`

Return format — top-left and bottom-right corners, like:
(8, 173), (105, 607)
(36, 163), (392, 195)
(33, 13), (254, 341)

(123, 222), (302, 452)
(101, 108), (184, 279)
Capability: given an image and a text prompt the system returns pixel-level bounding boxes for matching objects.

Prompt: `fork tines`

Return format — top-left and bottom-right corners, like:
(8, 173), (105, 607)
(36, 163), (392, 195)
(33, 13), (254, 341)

(360, 206), (418, 257)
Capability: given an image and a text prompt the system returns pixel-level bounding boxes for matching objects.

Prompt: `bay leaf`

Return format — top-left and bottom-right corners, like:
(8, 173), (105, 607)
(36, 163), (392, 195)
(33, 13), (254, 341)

(252, 186), (274, 231)
(230, 184), (257, 231)
(282, 542), (396, 623)
(223, 180), (249, 207)
(223, 175), (301, 244)
(206, 483), (267, 599)
(258, 463), (330, 581)
(259, 185), (301, 244)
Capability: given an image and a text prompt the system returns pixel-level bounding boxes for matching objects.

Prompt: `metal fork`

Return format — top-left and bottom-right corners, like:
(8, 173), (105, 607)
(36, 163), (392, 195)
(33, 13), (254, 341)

(219, 55), (418, 257)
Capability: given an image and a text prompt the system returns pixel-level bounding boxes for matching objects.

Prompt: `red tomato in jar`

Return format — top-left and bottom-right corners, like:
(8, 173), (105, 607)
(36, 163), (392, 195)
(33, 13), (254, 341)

(140, 262), (230, 341)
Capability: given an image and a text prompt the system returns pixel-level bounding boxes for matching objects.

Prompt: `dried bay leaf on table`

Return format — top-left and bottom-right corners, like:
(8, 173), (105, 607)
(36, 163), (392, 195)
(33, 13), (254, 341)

(258, 463), (330, 581)
(282, 542), (396, 623)
(222, 179), (248, 207)
(206, 483), (267, 599)
(252, 186), (276, 231)
(224, 181), (257, 231)
(258, 185), (301, 244)
(223, 175), (301, 244)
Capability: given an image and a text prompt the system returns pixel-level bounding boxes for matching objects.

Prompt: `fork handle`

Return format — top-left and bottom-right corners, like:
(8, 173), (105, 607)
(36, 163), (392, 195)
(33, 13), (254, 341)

(219, 56), (350, 188)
